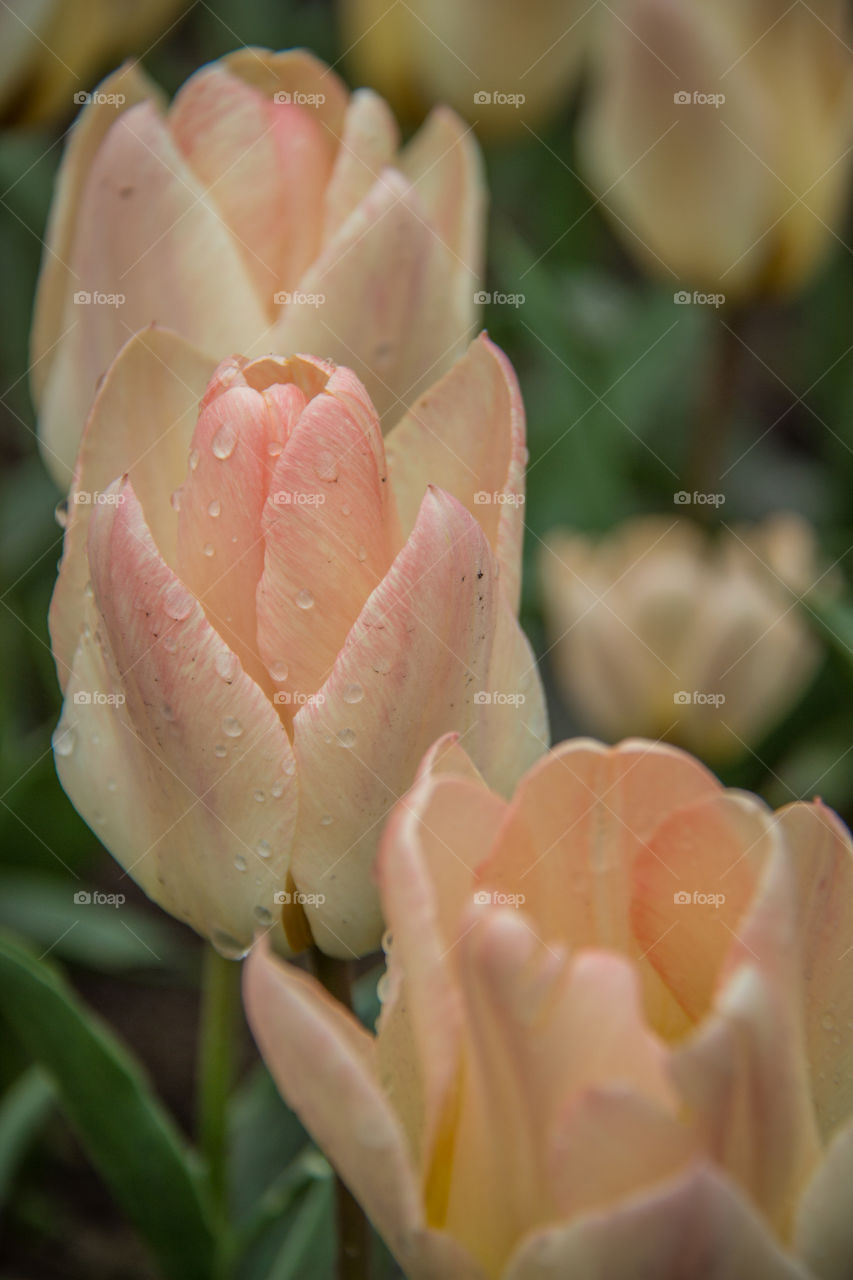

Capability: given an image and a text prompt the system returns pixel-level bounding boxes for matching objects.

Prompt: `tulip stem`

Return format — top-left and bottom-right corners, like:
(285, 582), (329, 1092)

(687, 307), (747, 508)
(311, 950), (372, 1280)
(197, 944), (242, 1225)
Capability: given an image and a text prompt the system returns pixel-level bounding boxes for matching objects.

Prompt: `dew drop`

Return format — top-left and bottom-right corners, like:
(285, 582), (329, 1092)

(337, 728), (357, 748)
(374, 656), (392, 675)
(84, 580), (94, 599)
(256, 839), (272, 859)
(823, 1014), (836, 1031)
(170, 488), (182, 512)
(269, 660), (289, 682)
(283, 759), (296, 777)
(162, 703), (176, 722)
(215, 650), (237, 683)
(376, 971), (392, 1004)
(342, 682), (363, 704)
(234, 855), (247, 872)
(52, 726), (76, 757)
(295, 589), (314, 610)
(314, 451), (338, 482)
(106, 778), (118, 793)
(54, 499), (69, 529)
(270, 781), (284, 798)
(163, 582), (193, 621)
(214, 743), (227, 758)
(163, 635), (178, 654)
(254, 905), (274, 926)
(267, 440), (283, 458)
(203, 543), (215, 558)
(357, 545), (367, 562)
(189, 448), (200, 472)
(381, 928), (393, 954)
(207, 499), (221, 518)
(211, 928), (248, 960)
(320, 814), (334, 826)
(222, 715), (243, 738)
(212, 423), (237, 460)
(341, 503), (351, 516)
(253, 789), (265, 803)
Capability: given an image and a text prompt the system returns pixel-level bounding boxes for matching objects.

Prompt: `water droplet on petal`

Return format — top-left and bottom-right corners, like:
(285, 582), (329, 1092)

(214, 743), (227, 758)
(267, 440), (283, 458)
(162, 703), (176, 722)
(254, 905), (274, 926)
(270, 781), (284, 798)
(163, 582), (193, 621)
(357, 545), (367, 562)
(314, 451), (338, 482)
(215, 650), (238, 683)
(269, 660), (288, 682)
(234, 855), (247, 872)
(381, 928), (393, 954)
(84, 580), (94, 599)
(823, 1013), (836, 1031)
(342, 682), (363, 704)
(341, 503), (351, 516)
(295, 589), (314, 610)
(253, 789), (265, 803)
(170, 488), (182, 512)
(283, 759), (296, 777)
(189, 448), (200, 472)
(203, 543), (215, 558)
(337, 728), (356, 748)
(376, 971), (392, 1003)
(256, 839), (272, 859)
(208, 499), (221, 517)
(163, 635), (178, 654)
(320, 814), (334, 826)
(222, 716), (243, 738)
(374, 656), (392, 675)
(52, 726), (76, 757)
(211, 928), (248, 960)
(212, 423), (237, 459)
(106, 778), (118, 793)
(55, 499), (69, 529)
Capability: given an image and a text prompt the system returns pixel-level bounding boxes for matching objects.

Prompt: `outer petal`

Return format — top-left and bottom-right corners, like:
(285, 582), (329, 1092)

(504, 1165), (811, 1279)
(322, 88), (400, 242)
(794, 1116), (853, 1280)
(242, 939), (486, 1280)
(290, 489), (536, 956)
(49, 327), (216, 689)
(220, 47), (349, 136)
(55, 482), (297, 952)
(38, 100), (268, 487)
(386, 333), (526, 610)
(272, 173), (477, 427)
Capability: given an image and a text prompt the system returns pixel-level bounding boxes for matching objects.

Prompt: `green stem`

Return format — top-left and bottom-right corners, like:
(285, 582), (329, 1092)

(311, 950), (371, 1280)
(686, 306), (748, 509)
(197, 945), (242, 1223)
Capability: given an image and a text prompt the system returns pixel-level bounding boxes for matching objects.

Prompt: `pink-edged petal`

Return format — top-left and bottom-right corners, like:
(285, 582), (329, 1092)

(550, 1088), (695, 1219)
(272, 173), (477, 427)
(289, 488), (538, 957)
(504, 1165), (811, 1280)
(386, 333), (527, 610)
(255, 367), (398, 705)
(631, 791), (776, 1023)
(323, 88), (399, 242)
(413, 731), (487, 786)
(49, 327), (216, 690)
(774, 801), (853, 1137)
(170, 65), (336, 305)
(38, 99), (268, 488)
(176, 376), (306, 691)
(56, 481), (298, 951)
(794, 1116), (853, 1280)
(220, 48), (348, 135)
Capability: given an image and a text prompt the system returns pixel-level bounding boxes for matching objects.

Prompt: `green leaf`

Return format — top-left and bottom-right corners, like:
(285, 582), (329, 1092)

(266, 1176), (335, 1280)
(0, 932), (215, 1280)
(0, 1065), (55, 1207)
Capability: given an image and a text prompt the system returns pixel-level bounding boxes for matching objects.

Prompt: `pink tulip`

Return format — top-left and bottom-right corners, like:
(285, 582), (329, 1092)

(32, 50), (484, 487)
(50, 331), (546, 958)
(246, 734), (853, 1277)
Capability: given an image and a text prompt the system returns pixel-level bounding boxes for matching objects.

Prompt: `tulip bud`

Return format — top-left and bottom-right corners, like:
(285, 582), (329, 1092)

(580, 0), (853, 297)
(50, 332), (546, 958)
(31, 49), (485, 488)
(245, 734), (853, 1277)
(539, 514), (825, 761)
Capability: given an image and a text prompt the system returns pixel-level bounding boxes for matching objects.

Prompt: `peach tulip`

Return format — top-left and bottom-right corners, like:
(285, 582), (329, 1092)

(539, 514), (825, 762)
(31, 49), (484, 487)
(580, 0), (853, 297)
(50, 330), (546, 958)
(246, 734), (853, 1278)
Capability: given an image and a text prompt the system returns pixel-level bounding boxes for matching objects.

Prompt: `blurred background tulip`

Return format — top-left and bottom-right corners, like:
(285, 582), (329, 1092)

(246, 735), (853, 1278)
(50, 337), (545, 958)
(31, 48), (484, 487)
(580, 0), (853, 298)
(0, 0), (186, 127)
(540, 513), (827, 762)
(338, 0), (590, 136)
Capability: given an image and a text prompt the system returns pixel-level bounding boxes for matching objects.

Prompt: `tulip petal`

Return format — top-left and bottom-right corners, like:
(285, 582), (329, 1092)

(255, 367), (398, 704)
(49, 327), (216, 689)
(290, 488), (535, 956)
(794, 1116), (853, 1280)
(774, 801), (853, 1137)
(386, 333), (526, 609)
(323, 88), (399, 241)
(55, 481), (297, 951)
(272, 173), (476, 427)
(221, 48), (348, 135)
(38, 99), (268, 487)
(505, 1165), (811, 1280)
(170, 66), (336, 304)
